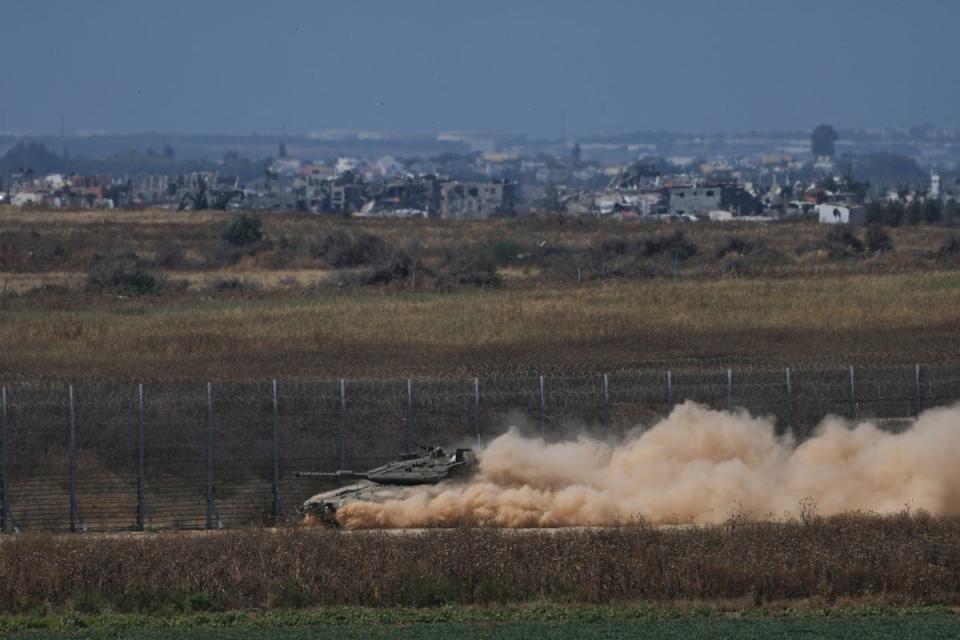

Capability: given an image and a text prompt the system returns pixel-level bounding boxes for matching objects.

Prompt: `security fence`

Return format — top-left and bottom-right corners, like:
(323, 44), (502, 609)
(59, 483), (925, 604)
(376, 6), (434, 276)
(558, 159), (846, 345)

(1, 362), (958, 533)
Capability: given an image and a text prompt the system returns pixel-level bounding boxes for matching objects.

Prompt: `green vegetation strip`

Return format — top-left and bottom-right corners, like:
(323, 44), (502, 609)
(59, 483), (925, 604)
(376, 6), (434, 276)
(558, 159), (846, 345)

(4, 606), (960, 639)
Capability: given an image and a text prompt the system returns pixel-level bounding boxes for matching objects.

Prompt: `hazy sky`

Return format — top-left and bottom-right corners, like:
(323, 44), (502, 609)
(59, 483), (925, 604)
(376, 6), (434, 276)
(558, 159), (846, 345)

(1, 0), (956, 137)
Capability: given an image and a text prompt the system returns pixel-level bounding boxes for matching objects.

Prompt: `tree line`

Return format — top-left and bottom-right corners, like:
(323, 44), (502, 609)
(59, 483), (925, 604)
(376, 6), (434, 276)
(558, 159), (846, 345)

(866, 199), (960, 227)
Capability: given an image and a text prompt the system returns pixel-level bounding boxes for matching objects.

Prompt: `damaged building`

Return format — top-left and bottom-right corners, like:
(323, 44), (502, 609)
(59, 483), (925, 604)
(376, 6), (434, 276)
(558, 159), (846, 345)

(291, 171), (515, 218)
(358, 175), (441, 217)
(668, 184), (761, 216)
(439, 180), (515, 218)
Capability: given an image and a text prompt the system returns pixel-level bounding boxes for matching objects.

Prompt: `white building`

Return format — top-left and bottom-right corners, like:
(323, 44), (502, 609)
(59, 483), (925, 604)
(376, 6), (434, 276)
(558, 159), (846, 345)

(817, 203), (866, 225)
(13, 192), (42, 207)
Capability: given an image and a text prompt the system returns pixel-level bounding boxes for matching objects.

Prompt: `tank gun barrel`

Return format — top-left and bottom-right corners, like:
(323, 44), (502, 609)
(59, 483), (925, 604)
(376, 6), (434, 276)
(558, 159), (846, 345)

(294, 470), (369, 480)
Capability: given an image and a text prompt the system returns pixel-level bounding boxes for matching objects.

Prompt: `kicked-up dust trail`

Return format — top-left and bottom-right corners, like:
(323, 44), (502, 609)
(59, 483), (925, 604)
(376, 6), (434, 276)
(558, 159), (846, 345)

(335, 401), (960, 528)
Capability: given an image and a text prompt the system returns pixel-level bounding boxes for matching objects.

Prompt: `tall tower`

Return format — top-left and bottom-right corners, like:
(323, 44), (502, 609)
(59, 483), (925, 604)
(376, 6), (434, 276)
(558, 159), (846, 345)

(931, 170), (941, 200)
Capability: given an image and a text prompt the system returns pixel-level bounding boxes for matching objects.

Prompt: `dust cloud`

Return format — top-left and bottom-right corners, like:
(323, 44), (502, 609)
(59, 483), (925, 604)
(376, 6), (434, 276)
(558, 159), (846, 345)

(335, 401), (960, 529)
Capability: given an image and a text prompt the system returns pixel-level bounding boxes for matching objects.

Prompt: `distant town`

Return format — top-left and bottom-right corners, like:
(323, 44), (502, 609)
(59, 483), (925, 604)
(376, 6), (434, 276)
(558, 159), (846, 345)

(1, 124), (958, 225)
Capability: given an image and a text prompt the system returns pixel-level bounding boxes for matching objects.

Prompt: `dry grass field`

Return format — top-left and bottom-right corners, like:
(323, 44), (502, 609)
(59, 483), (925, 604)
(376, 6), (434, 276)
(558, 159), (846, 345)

(1, 271), (959, 379)
(2, 207), (960, 378)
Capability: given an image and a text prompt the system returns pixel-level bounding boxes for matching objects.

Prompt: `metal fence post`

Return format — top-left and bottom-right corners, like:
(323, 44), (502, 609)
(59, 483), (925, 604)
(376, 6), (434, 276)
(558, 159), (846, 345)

(0, 386), (6, 533)
(725, 368), (733, 412)
(602, 373), (610, 438)
(205, 382), (220, 529)
(0, 386), (16, 534)
(538, 375), (546, 437)
(848, 365), (857, 420)
(473, 377), (481, 446)
(271, 379), (282, 523)
(784, 367), (792, 431)
(136, 383), (146, 531)
(666, 370), (673, 415)
(67, 384), (83, 533)
(339, 379), (348, 470)
(405, 379), (413, 453)
(914, 364), (922, 418)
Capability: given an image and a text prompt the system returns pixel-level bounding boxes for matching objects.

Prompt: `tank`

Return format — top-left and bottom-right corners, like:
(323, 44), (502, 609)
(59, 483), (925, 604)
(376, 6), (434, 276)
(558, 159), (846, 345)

(295, 446), (477, 525)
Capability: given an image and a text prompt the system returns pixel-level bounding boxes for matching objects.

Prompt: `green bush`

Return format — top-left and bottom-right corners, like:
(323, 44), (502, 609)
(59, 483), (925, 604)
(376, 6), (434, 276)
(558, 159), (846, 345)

(87, 252), (160, 295)
(267, 579), (312, 609)
(222, 214), (264, 246)
(472, 577), (517, 604)
(400, 575), (459, 607)
(181, 592), (223, 613)
(65, 588), (107, 614)
(487, 238), (528, 264)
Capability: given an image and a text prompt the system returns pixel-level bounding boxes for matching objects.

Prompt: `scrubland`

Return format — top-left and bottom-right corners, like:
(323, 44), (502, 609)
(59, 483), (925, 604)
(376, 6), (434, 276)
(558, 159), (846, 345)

(2, 208), (958, 292)
(2, 208), (960, 378)
(1, 513), (959, 614)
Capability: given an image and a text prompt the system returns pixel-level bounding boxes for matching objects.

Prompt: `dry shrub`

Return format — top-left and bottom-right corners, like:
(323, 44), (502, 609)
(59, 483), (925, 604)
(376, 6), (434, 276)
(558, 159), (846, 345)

(589, 231), (698, 262)
(643, 229), (698, 260)
(598, 237), (631, 257)
(938, 235), (960, 261)
(581, 230), (699, 280)
(365, 251), (415, 286)
(258, 235), (303, 270)
(0, 231), (71, 271)
(311, 230), (392, 268)
(207, 238), (273, 268)
(86, 251), (160, 295)
(714, 236), (782, 276)
(823, 225), (865, 258)
(714, 236), (757, 259)
(207, 277), (260, 292)
(249, 246), (293, 270)
(3, 512), (960, 612)
(865, 225), (894, 254)
(307, 231), (414, 286)
(435, 250), (501, 288)
(152, 242), (186, 269)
